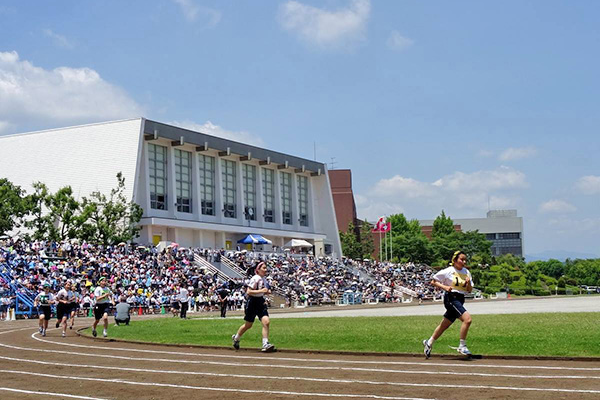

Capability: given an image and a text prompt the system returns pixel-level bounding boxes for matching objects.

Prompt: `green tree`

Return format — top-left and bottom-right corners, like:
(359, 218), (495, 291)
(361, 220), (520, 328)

(0, 178), (30, 237)
(340, 221), (362, 260)
(45, 186), (81, 241)
(388, 213), (422, 237)
(358, 219), (374, 259)
(498, 263), (512, 291)
(77, 173), (143, 245)
(23, 182), (51, 240)
(431, 210), (455, 237)
(392, 233), (433, 264)
(522, 262), (539, 294)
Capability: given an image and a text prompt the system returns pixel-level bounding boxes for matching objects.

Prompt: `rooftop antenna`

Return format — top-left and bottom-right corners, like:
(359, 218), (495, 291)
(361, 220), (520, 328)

(329, 157), (338, 170)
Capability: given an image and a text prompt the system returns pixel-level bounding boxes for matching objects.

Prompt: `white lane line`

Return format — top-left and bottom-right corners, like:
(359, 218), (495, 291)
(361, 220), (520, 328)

(0, 369), (431, 400)
(32, 332), (600, 372)
(0, 387), (108, 400)
(4, 352), (600, 399)
(3, 338), (600, 388)
(2, 367), (600, 396)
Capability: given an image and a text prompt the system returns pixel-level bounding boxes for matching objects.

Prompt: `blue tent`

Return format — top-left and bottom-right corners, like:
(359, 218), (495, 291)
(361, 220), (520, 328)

(237, 234), (272, 245)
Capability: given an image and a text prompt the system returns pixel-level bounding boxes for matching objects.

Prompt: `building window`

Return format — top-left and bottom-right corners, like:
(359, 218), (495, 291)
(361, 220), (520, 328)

(148, 143), (167, 210)
(222, 159), (236, 218)
(242, 164), (256, 221)
(280, 171), (292, 225)
(175, 149), (192, 213)
(199, 154), (215, 216)
(297, 175), (309, 227)
(262, 168), (275, 223)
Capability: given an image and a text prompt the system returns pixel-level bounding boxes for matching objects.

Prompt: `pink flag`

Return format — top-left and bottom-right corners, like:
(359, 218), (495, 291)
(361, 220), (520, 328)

(372, 216), (386, 232)
(381, 222), (391, 233)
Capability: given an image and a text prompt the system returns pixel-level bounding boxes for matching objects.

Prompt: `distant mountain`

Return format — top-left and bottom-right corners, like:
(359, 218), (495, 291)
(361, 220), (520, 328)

(526, 250), (599, 262)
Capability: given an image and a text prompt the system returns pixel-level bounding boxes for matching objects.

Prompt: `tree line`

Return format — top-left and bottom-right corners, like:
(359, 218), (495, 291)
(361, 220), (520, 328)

(0, 173), (143, 245)
(340, 211), (600, 291)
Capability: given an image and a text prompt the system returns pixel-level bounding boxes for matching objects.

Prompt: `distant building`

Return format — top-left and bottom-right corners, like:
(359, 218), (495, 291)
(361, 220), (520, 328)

(0, 118), (342, 257)
(328, 169), (359, 233)
(420, 210), (524, 257)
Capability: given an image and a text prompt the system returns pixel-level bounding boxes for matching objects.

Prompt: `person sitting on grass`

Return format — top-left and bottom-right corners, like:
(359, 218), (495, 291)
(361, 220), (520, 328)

(115, 296), (130, 326)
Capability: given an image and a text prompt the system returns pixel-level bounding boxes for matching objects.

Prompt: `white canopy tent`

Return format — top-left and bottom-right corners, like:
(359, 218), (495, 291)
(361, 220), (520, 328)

(284, 239), (313, 248)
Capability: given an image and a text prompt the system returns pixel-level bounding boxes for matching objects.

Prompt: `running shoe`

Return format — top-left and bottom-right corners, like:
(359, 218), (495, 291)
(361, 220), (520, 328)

(70, 325), (73, 330)
(61, 332), (65, 338)
(38, 327), (43, 334)
(423, 339), (432, 359)
(232, 334), (240, 350)
(55, 321), (60, 328)
(457, 345), (472, 356)
(92, 329), (97, 337)
(42, 330), (46, 337)
(261, 342), (275, 353)
(103, 329), (107, 338)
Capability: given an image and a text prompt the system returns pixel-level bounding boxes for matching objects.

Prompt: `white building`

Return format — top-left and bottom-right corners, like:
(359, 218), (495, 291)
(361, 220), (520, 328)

(420, 210), (524, 257)
(0, 118), (342, 256)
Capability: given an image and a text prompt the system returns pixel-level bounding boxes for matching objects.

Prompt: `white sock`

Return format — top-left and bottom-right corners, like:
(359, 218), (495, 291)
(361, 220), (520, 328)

(427, 337), (435, 346)
(262, 338), (269, 346)
(460, 339), (467, 347)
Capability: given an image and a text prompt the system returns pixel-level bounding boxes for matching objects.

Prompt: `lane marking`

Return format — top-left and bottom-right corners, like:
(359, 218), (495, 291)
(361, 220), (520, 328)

(31, 331), (600, 372)
(3, 337), (600, 388)
(2, 367), (600, 396)
(0, 387), (108, 400)
(0, 369), (432, 400)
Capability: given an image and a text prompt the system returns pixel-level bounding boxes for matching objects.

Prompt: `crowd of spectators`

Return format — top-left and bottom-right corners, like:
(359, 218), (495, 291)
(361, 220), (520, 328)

(0, 239), (442, 320)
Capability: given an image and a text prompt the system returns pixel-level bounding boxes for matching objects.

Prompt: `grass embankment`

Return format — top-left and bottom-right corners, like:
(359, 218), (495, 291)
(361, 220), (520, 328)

(87, 312), (600, 357)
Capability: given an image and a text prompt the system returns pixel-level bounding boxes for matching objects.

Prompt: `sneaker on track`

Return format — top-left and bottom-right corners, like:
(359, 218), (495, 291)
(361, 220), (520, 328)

(457, 345), (472, 356)
(103, 329), (107, 338)
(38, 327), (43, 334)
(261, 342), (275, 353)
(232, 334), (240, 350)
(55, 321), (60, 329)
(423, 339), (432, 359)
(92, 329), (97, 337)
(62, 332), (65, 338)
(42, 330), (46, 337)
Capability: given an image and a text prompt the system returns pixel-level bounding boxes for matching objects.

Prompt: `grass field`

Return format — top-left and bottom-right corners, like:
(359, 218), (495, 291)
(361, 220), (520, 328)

(86, 312), (600, 357)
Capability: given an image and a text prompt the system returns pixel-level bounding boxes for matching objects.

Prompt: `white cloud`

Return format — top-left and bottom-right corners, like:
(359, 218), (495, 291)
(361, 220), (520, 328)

(539, 199), (577, 214)
(278, 0), (370, 49)
(575, 175), (600, 195)
(170, 120), (265, 147)
(356, 166), (527, 220)
(498, 146), (537, 161)
(386, 30), (413, 51)
(43, 29), (74, 49)
(171, 0), (221, 27)
(0, 51), (143, 133)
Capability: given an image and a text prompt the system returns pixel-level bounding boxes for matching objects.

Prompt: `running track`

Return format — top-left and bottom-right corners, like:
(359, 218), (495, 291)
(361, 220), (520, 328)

(0, 317), (599, 399)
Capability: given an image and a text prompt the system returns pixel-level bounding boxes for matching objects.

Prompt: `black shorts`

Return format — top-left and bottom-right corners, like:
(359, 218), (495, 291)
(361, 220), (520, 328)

(69, 302), (79, 313)
(56, 303), (70, 320)
(39, 305), (52, 321)
(94, 303), (110, 320)
(244, 296), (269, 323)
(171, 302), (180, 310)
(443, 292), (467, 323)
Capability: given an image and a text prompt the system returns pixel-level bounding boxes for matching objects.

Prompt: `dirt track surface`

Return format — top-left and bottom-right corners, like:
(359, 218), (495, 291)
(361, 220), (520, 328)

(1, 318), (599, 400)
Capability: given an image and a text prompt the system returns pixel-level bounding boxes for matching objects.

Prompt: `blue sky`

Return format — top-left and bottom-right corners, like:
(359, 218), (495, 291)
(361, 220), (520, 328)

(1, 0), (599, 256)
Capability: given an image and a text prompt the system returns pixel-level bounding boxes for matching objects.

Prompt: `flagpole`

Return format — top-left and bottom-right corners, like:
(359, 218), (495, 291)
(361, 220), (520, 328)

(390, 223), (393, 261)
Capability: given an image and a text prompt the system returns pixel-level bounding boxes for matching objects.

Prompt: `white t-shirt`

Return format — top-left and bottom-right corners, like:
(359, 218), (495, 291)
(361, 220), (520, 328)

(94, 286), (112, 304)
(56, 288), (74, 303)
(247, 274), (268, 298)
(35, 291), (54, 306)
(433, 266), (472, 295)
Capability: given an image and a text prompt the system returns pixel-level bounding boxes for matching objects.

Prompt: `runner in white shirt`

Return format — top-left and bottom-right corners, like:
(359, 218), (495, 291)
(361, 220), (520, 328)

(55, 280), (74, 337)
(92, 277), (113, 338)
(231, 262), (275, 352)
(34, 283), (54, 337)
(423, 251), (473, 358)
